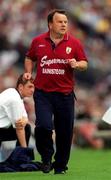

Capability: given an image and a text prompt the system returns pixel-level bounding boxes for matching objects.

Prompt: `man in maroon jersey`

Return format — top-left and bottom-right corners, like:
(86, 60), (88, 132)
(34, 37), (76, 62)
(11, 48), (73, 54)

(23, 9), (88, 174)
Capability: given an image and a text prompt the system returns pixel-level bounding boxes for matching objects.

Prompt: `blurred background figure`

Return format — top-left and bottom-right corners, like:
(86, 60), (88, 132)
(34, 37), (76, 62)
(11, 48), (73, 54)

(0, 0), (111, 153)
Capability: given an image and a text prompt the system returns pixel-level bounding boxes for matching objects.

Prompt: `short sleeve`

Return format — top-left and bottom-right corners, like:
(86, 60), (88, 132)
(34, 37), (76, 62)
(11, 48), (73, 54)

(4, 99), (28, 127)
(26, 38), (37, 61)
(75, 39), (87, 61)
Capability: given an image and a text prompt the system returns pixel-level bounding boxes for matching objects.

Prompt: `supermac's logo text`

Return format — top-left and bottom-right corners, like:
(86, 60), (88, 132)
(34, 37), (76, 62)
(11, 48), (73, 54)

(40, 56), (68, 67)
(40, 56), (68, 75)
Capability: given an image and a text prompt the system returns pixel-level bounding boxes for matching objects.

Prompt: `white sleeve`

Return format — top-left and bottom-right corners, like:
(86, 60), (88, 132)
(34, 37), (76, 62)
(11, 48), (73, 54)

(102, 107), (111, 125)
(5, 99), (28, 128)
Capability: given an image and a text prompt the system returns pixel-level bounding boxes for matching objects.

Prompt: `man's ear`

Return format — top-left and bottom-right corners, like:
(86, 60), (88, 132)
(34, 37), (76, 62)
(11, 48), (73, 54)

(18, 84), (24, 91)
(48, 22), (52, 29)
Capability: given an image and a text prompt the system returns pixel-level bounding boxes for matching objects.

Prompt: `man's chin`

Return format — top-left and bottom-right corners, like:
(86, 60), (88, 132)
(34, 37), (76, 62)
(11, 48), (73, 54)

(24, 94), (31, 98)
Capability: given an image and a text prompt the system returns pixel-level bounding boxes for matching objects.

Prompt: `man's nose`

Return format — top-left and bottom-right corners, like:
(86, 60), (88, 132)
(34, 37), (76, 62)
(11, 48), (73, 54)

(62, 22), (66, 26)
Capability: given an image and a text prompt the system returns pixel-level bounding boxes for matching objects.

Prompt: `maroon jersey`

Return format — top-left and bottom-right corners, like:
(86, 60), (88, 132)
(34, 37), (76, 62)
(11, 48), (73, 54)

(26, 32), (87, 93)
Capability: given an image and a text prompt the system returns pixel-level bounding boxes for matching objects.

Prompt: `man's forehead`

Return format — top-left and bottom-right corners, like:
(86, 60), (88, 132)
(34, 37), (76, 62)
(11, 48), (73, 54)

(53, 12), (67, 19)
(25, 81), (34, 86)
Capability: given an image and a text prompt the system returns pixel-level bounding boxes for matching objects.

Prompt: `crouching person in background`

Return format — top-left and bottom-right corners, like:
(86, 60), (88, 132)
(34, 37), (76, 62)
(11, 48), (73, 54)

(0, 74), (35, 148)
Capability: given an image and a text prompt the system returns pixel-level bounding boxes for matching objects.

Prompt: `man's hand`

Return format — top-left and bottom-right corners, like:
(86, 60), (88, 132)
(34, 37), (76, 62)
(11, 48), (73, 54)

(15, 118), (28, 129)
(68, 59), (88, 70)
(23, 72), (32, 80)
(68, 58), (78, 69)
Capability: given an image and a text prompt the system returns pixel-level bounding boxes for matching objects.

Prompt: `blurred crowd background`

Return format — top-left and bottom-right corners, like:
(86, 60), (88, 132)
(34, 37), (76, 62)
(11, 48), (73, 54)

(1, 0), (111, 149)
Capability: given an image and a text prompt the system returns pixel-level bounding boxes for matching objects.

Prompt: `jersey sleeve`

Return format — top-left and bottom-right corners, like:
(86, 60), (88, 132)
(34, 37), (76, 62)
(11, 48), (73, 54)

(5, 99), (28, 128)
(75, 39), (87, 61)
(26, 38), (37, 61)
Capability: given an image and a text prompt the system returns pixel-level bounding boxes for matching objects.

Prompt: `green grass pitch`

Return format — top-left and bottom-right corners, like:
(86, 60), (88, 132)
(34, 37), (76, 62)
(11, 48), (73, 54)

(0, 148), (111, 180)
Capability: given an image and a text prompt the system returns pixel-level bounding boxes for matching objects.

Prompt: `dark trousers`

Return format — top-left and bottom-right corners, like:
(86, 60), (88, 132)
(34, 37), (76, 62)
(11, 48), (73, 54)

(34, 89), (75, 169)
(0, 124), (31, 147)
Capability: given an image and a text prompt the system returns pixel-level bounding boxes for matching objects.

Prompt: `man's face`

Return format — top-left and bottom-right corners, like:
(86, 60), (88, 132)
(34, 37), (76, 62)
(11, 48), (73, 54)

(20, 81), (34, 97)
(49, 12), (68, 36)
